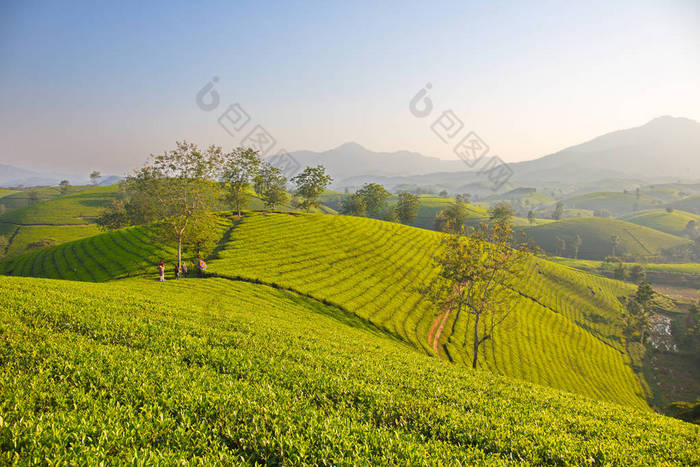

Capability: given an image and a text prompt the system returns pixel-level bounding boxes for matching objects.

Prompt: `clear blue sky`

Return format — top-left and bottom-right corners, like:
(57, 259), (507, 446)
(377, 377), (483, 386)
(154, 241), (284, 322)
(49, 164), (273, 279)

(1, 0), (699, 174)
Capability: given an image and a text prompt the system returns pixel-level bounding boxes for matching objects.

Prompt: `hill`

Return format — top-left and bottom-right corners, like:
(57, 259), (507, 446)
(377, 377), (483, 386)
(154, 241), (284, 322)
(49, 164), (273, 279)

(524, 217), (691, 260)
(0, 185), (335, 259)
(620, 209), (700, 237)
(0, 186), (117, 258)
(561, 192), (661, 217)
(0, 212), (654, 409)
(1, 274), (698, 464)
(667, 196), (700, 215)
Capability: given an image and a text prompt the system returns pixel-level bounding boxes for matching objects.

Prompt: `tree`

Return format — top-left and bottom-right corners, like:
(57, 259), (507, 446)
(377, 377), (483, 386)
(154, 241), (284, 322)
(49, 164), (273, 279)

(254, 163), (288, 210)
(439, 190), (448, 198)
(555, 236), (566, 257)
(456, 193), (471, 204)
(96, 200), (131, 230)
(488, 203), (514, 226)
(527, 210), (536, 225)
(685, 220), (697, 238)
(435, 197), (470, 233)
(594, 209), (612, 218)
(552, 202), (564, 220)
(112, 141), (223, 273)
(356, 183), (390, 217)
(183, 210), (220, 262)
(90, 171), (102, 185)
(220, 147), (262, 216)
(628, 282), (654, 343)
(291, 166), (333, 212)
(610, 234), (621, 257)
(395, 191), (419, 225)
(340, 193), (366, 217)
(28, 191), (40, 205)
(613, 261), (627, 281)
(629, 264), (646, 284)
(666, 206), (674, 213)
(59, 180), (70, 195)
(429, 220), (532, 369)
(572, 234), (582, 259)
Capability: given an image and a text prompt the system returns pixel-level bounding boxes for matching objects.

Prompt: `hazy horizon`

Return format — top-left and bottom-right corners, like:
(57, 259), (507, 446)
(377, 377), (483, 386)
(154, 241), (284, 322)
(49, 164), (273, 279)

(2, 0), (699, 174)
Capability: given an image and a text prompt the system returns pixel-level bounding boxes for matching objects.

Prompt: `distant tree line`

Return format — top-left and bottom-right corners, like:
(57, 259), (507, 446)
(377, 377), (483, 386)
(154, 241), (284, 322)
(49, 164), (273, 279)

(339, 182), (420, 225)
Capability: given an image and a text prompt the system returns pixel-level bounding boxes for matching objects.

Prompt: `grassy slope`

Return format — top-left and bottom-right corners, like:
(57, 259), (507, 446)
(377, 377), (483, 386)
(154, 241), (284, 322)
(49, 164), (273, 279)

(562, 192), (661, 216)
(0, 185), (334, 258)
(209, 213), (646, 408)
(620, 209), (700, 237)
(523, 217), (691, 260)
(0, 185), (86, 213)
(668, 195), (700, 215)
(401, 195), (488, 229)
(1, 275), (697, 464)
(0, 213), (647, 409)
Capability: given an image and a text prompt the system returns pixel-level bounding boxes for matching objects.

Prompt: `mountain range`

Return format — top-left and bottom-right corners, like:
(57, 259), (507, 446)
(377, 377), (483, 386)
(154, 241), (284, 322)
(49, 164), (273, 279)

(2, 116), (699, 192)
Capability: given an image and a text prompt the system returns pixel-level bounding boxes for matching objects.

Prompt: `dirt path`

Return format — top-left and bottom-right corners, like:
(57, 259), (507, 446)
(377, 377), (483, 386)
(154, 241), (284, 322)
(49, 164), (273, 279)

(427, 306), (452, 356)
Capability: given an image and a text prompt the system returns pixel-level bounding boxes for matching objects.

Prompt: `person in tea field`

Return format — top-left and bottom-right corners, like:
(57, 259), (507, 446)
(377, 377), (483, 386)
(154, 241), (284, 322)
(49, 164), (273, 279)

(158, 261), (165, 282)
(174, 264), (181, 280)
(181, 262), (188, 277)
(197, 258), (207, 277)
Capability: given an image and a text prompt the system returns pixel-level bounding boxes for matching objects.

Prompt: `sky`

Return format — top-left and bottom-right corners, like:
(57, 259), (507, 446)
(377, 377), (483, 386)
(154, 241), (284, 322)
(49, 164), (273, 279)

(1, 0), (699, 175)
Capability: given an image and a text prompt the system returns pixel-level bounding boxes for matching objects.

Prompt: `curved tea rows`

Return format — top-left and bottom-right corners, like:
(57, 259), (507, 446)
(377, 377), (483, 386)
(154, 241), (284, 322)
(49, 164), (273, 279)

(209, 213), (646, 408)
(2, 275), (698, 464)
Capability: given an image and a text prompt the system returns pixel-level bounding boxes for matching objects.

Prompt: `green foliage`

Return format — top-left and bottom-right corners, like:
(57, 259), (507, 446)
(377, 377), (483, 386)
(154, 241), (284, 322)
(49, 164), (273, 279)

(291, 165), (333, 212)
(220, 147), (262, 215)
(1, 276), (698, 464)
(552, 201), (564, 220)
(59, 179), (70, 195)
(355, 183), (390, 216)
(253, 163), (288, 210)
(629, 264), (646, 283)
(340, 193), (366, 217)
(430, 221), (532, 368)
(395, 191), (419, 225)
(125, 141), (223, 268)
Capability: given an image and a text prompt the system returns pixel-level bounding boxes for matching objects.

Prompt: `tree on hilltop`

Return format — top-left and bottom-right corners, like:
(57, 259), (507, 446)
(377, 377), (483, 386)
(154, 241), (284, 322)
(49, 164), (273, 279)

(90, 171), (101, 186)
(552, 202), (564, 220)
(220, 148), (262, 216)
(356, 183), (390, 217)
(291, 165), (333, 212)
(97, 141), (223, 273)
(59, 180), (71, 195)
(340, 193), (366, 217)
(254, 162), (288, 210)
(395, 191), (419, 225)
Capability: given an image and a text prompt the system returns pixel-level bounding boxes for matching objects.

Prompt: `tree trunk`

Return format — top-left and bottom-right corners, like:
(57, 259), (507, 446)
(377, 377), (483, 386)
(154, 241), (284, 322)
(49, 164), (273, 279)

(177, 235), (182, 273)
(472, 311), (481, 369)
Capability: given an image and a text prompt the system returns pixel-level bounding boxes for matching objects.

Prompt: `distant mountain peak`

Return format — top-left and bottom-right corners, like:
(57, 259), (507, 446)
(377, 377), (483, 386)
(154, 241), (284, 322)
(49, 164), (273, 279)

(332, 142), (369, 152)
(644, 115), (699, 128)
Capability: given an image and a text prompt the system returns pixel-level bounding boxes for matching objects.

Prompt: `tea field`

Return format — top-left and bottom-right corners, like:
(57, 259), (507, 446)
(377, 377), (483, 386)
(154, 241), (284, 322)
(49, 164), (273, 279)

(1, 275), (697, 464)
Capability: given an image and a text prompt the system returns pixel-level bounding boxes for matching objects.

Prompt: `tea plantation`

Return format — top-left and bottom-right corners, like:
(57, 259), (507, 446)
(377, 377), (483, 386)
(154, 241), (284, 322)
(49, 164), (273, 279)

(1, 275), (697, 464)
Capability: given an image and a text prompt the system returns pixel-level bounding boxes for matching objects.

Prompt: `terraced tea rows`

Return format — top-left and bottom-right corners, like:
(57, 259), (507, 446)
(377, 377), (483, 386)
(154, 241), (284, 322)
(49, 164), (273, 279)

(0, 226), (177, 281)
(0, 212), (648, 407)
(1, 275), (697, 464)
(209, 213), (646, 408)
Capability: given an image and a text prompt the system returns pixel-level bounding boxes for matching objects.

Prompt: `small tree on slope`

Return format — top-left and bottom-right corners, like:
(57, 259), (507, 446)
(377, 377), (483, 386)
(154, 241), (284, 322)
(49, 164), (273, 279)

(429, 213), (532, 369)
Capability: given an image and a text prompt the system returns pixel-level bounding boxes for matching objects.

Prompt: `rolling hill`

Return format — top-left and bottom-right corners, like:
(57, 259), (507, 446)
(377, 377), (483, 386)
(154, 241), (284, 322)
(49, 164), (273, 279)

(620, 209), (700, 237)
(523, 217), (691, 260)
(0, 212), (649, 410)
(560, 192), (661, 217)
(667, 196), (700, 215)
(2, 275), (697, 464)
